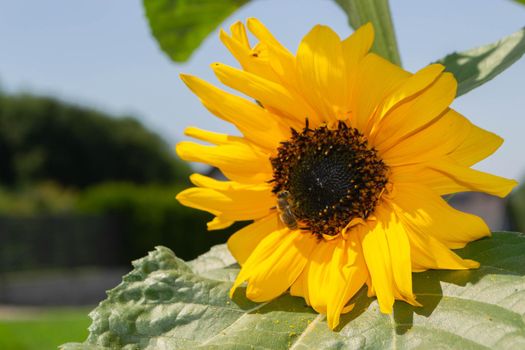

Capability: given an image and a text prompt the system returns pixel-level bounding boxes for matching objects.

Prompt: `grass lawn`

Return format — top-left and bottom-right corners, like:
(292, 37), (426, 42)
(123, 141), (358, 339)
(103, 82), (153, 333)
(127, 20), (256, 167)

(0, 307), (91, 350)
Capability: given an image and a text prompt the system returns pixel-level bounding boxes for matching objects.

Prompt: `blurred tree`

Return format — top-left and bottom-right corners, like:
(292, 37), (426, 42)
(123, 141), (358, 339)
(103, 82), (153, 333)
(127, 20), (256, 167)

(0, 94), (190, 188)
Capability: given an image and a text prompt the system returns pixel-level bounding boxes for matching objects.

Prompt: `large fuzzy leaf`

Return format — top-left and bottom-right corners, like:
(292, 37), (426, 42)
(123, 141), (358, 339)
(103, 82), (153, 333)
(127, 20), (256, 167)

(143, 0), (249, 62)
(334, 0), (401, 65)
(437, 27), (525, 97)
(62, 232), (525, 349)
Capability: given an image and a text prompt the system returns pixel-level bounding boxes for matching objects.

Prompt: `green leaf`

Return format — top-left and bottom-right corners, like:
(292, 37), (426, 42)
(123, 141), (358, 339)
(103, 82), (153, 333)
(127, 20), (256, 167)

(62, 232), (525, 349)
(437, 27), (525, 97)
(334, 0), (401, 65)
(143, 0), (249, 63)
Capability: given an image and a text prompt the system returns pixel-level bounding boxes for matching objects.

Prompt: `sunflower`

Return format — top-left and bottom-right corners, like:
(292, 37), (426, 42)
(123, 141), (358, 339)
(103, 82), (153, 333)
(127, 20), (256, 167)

(175, 18), (517, 329)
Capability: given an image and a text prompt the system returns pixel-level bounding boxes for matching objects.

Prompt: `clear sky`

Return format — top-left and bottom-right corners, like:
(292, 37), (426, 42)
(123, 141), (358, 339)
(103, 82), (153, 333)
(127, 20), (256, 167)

(1, 0), (524, 180)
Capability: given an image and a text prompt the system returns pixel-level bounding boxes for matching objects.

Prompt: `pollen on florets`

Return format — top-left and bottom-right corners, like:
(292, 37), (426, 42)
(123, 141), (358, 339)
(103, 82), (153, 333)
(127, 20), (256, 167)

(270, 121), (389, 236)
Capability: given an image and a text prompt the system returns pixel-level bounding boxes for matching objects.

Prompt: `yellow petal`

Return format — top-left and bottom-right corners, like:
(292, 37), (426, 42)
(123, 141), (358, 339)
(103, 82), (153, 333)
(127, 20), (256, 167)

(342, 23), (374, 113)
(296, 25), (346, 121)
(230, 21), (249, 46)
(184, 127), (242, 145)
(342, 23), (374, 64)
(448, 117), (504, 167)
(231, 228), (285, 297)
(359, 205), (419, 313)
(392, 183), (490, 249)
(227, 213), (279, 265)
(358, 209), (395, 314)
(372, 72), (456, 150)
(290, 268), (310, 305)
(231, 229), (316, 301)
(175, 178), (274, 223)
(246, 17), (298, 89)
(176, 141), (272, 184)
(374, 64), (444, 118)
(382, 208), (418, 305)
(188, 173), (268, 191)
(380, 108), (468, 166)
(404, 224), (480, 271)
(212, 63), (316, 127)
(296, 235), (367, 328)
(219, 23), (279, 83)
(425, 159), (518, 197)
(384, 108), (503, 169)
(303, 239), (337, 314)
(180, 74), (285, 150)
(326, 234), (368, 329)
(207, 216), (234, 230)
(380, 206), (419, 303)
(247, 18), (288, 54)
(352, 53), (410, 132)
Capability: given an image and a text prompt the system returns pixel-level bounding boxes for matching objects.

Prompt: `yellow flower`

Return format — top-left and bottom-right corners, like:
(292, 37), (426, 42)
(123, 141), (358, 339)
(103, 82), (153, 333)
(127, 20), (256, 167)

(176, 18), (517, 329)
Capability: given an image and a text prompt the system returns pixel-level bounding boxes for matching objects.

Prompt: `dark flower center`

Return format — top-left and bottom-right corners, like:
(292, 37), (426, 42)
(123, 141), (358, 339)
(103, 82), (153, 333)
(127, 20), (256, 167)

(270, 121), (389, 236)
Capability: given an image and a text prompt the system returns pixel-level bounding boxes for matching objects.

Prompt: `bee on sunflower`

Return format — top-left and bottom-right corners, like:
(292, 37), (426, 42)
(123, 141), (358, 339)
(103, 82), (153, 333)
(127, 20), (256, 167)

(175, 18), (517, 329)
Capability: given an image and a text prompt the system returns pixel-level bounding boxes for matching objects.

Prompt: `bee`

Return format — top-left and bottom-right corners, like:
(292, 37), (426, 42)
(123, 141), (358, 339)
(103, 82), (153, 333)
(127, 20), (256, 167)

(276, 190), (299, 230)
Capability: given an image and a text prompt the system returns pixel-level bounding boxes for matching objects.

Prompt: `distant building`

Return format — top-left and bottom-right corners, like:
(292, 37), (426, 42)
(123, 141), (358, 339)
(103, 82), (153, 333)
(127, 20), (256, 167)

(205, 167), (227, 181)
(448, 192), (511, 231)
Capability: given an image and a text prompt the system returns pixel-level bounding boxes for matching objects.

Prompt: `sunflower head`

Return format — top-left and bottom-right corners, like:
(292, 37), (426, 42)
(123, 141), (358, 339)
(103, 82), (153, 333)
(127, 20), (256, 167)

(176, 18), (517, 329)
(270, 120), (389, 237)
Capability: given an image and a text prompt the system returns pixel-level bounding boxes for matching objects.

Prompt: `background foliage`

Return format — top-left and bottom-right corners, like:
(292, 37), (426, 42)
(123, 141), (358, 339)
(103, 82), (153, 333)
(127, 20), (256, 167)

(0, 93), (190, 188)
(0, 92), (235, 268)
(0, 182), (243, 269)
(76, 183), (245, 262)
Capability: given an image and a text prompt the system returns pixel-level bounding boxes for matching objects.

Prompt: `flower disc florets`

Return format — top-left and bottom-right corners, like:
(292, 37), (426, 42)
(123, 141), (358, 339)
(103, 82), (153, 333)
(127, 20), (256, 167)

(270, 121), (389, 236)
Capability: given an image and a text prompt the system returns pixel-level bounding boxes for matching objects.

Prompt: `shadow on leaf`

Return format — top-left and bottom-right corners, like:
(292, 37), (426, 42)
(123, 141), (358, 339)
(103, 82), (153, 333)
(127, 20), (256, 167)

(392, 232), (525, 335)
(227, 233), (524, 334)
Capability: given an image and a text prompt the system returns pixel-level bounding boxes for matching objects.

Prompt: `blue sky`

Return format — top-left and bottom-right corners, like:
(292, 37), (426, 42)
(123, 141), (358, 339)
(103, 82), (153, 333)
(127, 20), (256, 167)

(1, 0), (524, 180)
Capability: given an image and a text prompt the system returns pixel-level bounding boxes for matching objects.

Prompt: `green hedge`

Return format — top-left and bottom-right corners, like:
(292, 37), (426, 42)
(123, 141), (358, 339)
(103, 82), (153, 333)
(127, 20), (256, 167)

(0, 182), (247, 267)
(0, 94), (190, 188)
(0, 182), (77, 215)
(76, 182), (246, 262)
